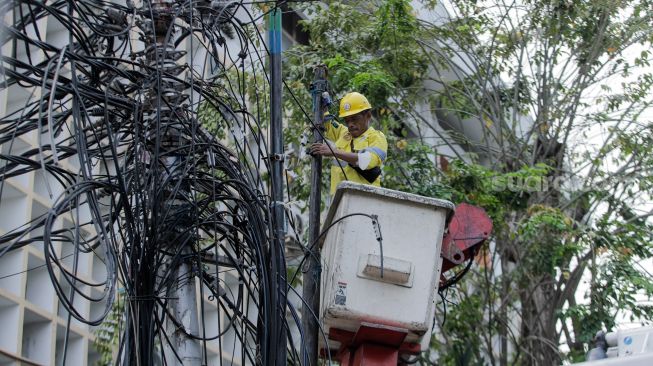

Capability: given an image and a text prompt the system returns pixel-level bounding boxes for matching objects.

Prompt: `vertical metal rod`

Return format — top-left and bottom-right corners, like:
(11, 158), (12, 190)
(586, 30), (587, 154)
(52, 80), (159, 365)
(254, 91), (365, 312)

(303, 65), (327, 366)
(268, 6), (287, 365)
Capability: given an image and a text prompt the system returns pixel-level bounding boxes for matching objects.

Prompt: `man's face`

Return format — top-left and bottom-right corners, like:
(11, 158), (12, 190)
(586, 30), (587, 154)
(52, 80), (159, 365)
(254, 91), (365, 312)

(344, 111), (370, 138)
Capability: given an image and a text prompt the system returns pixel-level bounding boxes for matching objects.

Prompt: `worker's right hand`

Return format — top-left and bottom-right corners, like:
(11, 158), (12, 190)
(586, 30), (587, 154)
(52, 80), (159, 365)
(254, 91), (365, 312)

(310, 143), (336, 157)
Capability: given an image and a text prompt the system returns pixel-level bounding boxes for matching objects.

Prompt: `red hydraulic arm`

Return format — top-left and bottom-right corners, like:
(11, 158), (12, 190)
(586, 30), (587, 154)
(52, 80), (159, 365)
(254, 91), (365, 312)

(440, 203), (492, 288)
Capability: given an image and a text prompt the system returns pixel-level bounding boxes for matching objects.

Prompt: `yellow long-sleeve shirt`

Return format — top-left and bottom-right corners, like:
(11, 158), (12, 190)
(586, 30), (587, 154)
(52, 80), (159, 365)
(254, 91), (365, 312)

(324, 121), (388, 194)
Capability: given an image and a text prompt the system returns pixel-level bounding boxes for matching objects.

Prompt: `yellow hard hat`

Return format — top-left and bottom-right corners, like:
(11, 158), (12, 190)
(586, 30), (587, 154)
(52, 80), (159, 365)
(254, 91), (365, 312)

(339, 92), (372, 118)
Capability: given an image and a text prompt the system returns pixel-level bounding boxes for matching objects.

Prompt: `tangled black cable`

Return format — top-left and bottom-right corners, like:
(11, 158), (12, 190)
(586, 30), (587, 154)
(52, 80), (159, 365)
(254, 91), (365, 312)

(0, 1), (315, 365)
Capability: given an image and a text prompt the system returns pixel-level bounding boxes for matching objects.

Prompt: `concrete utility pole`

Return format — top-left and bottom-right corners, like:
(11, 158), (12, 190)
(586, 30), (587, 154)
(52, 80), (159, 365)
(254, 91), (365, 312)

(303, 65), (328, 366)
(146, 1), (200, 365)
(268, 5), (288, 365)
(166, 246), (201, 365)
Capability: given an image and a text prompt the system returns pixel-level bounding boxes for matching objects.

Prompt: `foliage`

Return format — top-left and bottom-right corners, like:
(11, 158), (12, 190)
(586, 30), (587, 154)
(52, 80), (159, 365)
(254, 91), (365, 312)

(433, 287), (487, 365)
(93, 293), (125, 365)
(198, 0), (653, 364)
(416, 0), (653, 364)
(383, 139), (452, 198)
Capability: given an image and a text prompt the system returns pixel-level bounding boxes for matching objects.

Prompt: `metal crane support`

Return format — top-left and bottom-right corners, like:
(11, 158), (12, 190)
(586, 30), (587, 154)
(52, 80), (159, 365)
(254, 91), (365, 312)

(326, 323), (421, 366)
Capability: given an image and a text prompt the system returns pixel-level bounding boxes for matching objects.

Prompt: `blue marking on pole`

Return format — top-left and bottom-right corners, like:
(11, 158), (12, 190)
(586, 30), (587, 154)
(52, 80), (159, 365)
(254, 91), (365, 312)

(268, 9), (282, 55)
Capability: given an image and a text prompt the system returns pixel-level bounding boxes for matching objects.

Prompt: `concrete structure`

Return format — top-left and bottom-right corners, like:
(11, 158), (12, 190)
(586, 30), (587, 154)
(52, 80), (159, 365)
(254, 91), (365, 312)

(0, 140), (101, 364)
(0, 8), (102, 361)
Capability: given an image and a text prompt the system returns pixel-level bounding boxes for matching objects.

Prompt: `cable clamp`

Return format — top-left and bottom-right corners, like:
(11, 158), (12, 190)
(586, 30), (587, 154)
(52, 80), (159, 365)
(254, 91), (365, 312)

(321, 91), (333, 107)
(264, 153), (284, 162)
(371, 214), (383, 242)
(270, 201), (286, 209)
(309, 80), (328, 95)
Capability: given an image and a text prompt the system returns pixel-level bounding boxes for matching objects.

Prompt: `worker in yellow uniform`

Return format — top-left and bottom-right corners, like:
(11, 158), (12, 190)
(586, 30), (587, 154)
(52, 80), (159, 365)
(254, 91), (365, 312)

(310, 92), (388, 195)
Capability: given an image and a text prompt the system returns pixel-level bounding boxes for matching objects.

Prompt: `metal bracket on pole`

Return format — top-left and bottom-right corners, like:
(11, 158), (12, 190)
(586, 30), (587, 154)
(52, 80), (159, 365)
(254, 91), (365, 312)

(310, 80), (328, 95)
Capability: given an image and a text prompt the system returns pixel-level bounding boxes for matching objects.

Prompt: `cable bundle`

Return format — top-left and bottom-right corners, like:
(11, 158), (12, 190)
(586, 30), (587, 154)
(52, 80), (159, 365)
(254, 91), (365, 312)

(0, 1), (301, 364)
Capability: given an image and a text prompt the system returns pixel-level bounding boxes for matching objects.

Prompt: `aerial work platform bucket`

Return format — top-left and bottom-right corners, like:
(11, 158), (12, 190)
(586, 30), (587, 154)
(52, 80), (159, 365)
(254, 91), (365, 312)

(319, 182), (455, 356)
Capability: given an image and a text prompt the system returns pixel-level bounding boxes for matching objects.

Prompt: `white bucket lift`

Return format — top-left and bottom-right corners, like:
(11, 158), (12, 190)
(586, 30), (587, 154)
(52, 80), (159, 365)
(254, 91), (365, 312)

(319, 182), (455, 356)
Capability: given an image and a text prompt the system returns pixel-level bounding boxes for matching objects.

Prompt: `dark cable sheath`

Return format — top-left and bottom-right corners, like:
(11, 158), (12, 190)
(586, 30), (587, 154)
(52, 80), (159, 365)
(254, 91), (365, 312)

(0, 1), (349, 364)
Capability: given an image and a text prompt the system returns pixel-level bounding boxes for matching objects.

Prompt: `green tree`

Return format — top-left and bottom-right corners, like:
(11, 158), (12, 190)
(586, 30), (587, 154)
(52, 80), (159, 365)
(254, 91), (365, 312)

(280, 0), (653, 365)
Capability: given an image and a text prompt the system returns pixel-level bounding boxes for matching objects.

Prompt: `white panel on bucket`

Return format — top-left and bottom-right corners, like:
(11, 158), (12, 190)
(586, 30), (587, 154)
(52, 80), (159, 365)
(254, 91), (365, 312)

(319, 182), (455, 346)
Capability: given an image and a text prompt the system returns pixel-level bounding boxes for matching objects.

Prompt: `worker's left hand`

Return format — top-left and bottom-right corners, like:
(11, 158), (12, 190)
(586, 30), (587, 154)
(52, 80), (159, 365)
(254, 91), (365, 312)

(310, 143), (336, 157)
